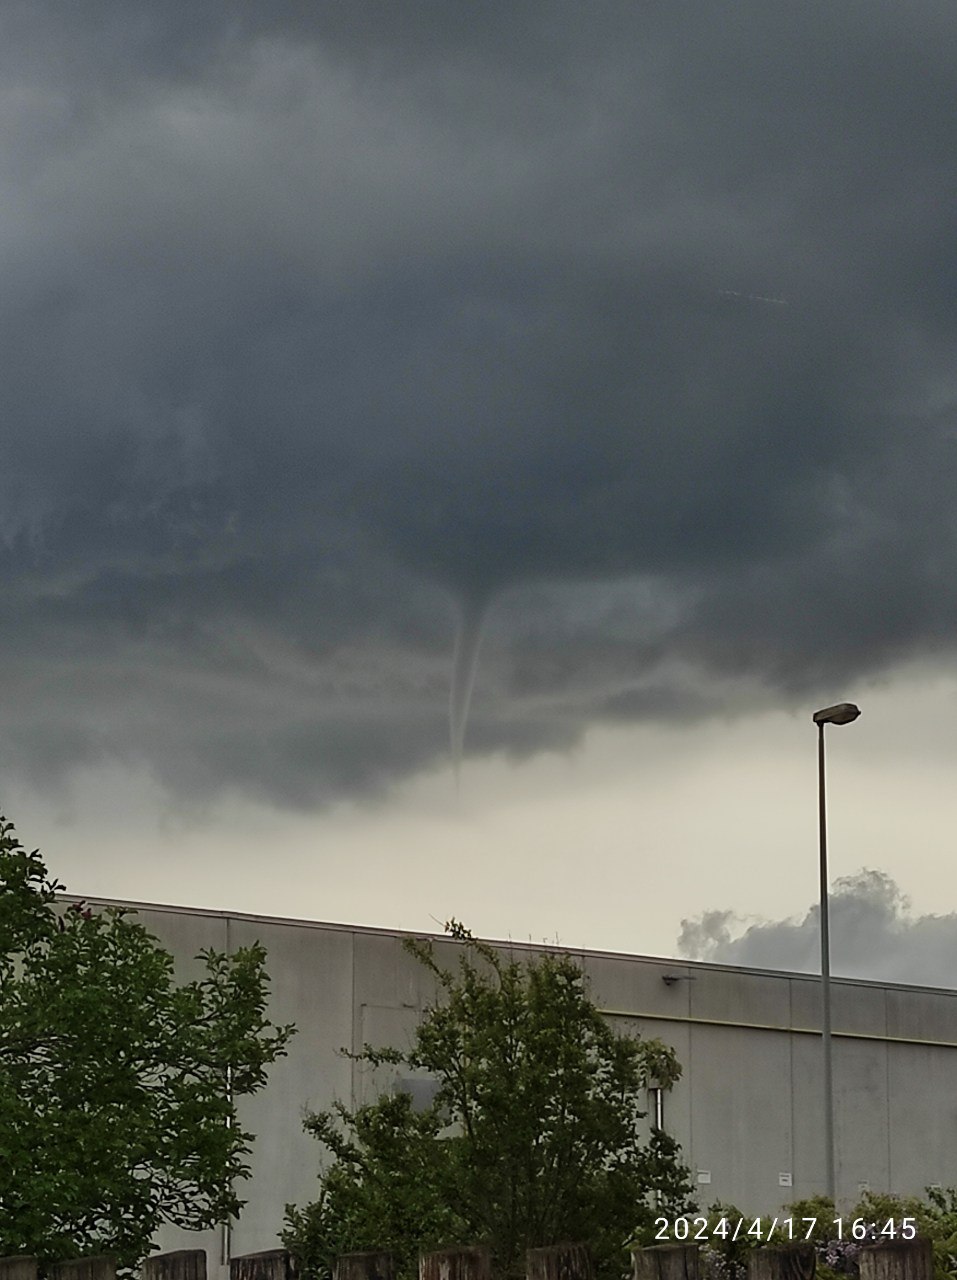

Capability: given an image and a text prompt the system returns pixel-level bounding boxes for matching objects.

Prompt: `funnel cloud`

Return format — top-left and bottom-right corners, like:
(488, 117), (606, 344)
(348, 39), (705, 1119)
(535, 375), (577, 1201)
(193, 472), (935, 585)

(2, 1), (957, 812)
(449, 597), (488, 779)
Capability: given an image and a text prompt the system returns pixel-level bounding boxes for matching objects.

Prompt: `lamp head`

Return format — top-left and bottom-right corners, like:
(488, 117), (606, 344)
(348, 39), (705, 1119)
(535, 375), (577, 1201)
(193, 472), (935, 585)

(812, 702), (861, 726)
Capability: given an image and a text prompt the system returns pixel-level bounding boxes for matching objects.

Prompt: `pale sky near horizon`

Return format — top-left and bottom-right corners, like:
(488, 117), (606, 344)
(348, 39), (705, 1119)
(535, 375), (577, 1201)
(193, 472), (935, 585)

(4, 2), (957, 988)
(11, 660), (957, 985)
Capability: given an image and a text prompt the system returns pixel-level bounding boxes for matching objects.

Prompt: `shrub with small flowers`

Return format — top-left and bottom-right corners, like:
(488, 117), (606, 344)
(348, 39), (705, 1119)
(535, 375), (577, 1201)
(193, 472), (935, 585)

(819, 1224), (880, 1275)
(698, 1204), (756, 1280)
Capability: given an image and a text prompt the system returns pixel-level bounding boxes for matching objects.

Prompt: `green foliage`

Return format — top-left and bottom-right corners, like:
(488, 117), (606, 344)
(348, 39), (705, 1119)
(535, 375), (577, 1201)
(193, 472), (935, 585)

(283, 918), (696, 1280)
(0, 814), (295, 1273)
(782, 1195), (838, 1245)
(283, 1092), (468, 1280)
(923, 1187), (957, 1280)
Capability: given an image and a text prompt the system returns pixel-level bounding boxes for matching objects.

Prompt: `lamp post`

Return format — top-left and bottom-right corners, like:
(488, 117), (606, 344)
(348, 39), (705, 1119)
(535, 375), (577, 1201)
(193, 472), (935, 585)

(812, 701), (861, 1202)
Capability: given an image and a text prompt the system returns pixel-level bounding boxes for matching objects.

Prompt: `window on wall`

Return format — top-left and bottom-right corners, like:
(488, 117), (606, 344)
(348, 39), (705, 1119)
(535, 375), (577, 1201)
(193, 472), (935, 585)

(394, 1074), (441, 1113)
(648, 1085), (665, 1130)
(393, 1074), (460, 1135)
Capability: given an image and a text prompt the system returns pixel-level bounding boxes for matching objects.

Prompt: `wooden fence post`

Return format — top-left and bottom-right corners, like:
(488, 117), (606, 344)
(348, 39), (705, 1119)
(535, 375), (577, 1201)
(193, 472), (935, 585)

(748, 1244), (815, 1280)
(419, 1246), (492, 1280)
(526, 1244), (594, 1280)
(859, 1240), (932, 1280)
(335, 1254), (395, 1280)
(50, 1259), (116, 1280)
(230, 1251), (294, 1280)
(0, 1260), (39, 1280)
(632, 1245), (699, 1280)
(142, 1252), (207, 1280)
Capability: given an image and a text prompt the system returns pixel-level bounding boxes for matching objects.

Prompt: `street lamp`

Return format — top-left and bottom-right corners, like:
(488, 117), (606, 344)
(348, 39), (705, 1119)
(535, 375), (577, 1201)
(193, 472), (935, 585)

(812, 701), (861, 1202)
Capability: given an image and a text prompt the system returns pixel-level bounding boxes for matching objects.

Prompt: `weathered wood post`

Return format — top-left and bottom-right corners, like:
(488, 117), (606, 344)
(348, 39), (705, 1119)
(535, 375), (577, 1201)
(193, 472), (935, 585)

(230, 1251), (294, 1280)
(526, 1244), (594, 1280)
(859, 1240), (933, 1280)
(419, 1246), (492, 1280)
(748, 1244), (815, 1280)
(143, 1252), (207, 1280)
(632, 1245), (699, 1280)
(335, 1254), (395, 1280)
(0, 1259), (39, 1280)
(50, 1260), (117, 1280)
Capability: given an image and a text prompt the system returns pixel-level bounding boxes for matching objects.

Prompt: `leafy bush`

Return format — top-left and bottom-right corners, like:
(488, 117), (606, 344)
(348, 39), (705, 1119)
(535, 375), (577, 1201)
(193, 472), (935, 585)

(284, 920), (696, 1280)
(0, 813), (295, 1273)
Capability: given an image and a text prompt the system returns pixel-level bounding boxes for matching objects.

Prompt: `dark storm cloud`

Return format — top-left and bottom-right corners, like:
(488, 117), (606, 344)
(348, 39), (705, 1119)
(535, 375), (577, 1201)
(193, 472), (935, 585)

(677, 870), (957, 988)
(3, 1), (957, 804)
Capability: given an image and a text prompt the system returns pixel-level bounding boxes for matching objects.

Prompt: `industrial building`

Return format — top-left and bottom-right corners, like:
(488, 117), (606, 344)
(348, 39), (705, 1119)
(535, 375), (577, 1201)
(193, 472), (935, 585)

(76, 898), (957, 1274)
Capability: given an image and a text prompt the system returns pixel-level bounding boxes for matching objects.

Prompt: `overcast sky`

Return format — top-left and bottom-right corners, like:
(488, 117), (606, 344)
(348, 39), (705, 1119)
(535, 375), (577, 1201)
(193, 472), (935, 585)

(4, 1), (957, 987)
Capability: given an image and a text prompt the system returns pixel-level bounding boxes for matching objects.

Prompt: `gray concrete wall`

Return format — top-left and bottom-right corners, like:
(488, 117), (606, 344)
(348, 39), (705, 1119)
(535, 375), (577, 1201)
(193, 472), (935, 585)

(60, 900), (957, 1275)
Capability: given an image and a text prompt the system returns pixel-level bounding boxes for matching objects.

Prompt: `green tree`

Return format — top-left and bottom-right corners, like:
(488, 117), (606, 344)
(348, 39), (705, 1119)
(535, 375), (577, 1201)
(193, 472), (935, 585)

(0, 814), (295, 1272)
(284, 920), (695, 1280)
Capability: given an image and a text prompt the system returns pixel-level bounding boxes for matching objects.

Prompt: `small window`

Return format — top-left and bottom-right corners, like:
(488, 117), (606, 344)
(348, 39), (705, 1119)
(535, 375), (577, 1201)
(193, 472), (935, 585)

(394, 1075), (441, 1113)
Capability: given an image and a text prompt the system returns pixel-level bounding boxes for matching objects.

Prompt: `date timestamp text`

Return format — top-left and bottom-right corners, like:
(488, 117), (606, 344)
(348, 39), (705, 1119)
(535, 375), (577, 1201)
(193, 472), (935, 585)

(653, 1217), (918, 1243)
